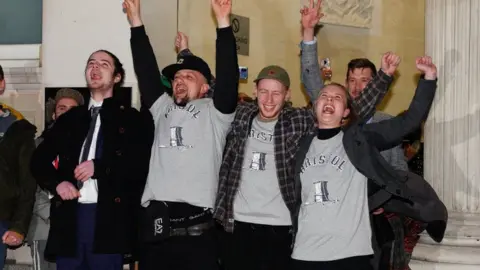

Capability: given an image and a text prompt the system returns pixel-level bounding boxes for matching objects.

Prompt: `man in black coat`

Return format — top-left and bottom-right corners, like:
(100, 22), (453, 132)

(0, 102), (37, 269)
(31, 50), (153, 270)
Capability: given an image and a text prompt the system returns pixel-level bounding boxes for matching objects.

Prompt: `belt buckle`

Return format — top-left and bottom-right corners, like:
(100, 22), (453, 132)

(171, 228), (187, 236)
(187, 226), (204, 236)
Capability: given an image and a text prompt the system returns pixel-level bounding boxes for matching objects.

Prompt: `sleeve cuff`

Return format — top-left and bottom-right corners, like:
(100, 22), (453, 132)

(378, 69), (394, 82)
(300, 37), (318, 51)
(178, 49), (193, 58)
(302, 37), (317, 45)
(8, 226), (26, 237)
(217, 26), (233, 36)
(130, 25), (147, 39)
(420, 74), (438, 82)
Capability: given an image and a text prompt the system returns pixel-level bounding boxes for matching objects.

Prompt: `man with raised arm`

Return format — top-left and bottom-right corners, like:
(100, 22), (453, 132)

(213, 1), (398, 269)
(125, 0), (238, 268)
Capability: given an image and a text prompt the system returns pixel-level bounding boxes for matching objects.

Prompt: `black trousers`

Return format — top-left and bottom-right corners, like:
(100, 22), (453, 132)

(138, 202), (220, 270)
(218, 221), (292, 270)
(291, 256), (373, 270)
(138, 228), (219, 270)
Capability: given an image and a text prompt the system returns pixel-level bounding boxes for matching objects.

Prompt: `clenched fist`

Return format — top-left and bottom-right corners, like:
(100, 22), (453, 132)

(175, 32), (189, 53)
(123, 0), (142, 27)
(2, 231), (24, 247)
(211, 0), (232, 28)
(380, 52), (401, 76)
(56, 181), (81, 201)
(416, 56), (437, 80)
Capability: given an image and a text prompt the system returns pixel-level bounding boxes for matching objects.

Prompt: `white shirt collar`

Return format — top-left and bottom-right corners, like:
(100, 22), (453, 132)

(88, 98), (103, 109)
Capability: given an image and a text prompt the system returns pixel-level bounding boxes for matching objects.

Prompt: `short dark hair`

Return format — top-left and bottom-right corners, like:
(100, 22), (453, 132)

(0, 65), (4, 81)
(346, 58), (377, 80)
(92, 50), (125, 89)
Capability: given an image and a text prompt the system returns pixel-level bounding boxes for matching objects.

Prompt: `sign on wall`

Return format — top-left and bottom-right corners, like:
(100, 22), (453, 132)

(231, 14), (250, 56)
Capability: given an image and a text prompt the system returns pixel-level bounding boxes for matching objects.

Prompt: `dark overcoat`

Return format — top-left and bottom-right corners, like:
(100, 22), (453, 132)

(31, 97), (154, 258)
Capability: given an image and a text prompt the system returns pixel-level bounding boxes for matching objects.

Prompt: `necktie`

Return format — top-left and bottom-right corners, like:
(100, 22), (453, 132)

(78, 106), (101, 189)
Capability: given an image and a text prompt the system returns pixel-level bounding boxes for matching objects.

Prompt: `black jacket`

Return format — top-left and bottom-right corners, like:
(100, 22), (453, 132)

(0, 118), (37, 236)
(30, 97), (154, 257)
(294, 79), (447, 243)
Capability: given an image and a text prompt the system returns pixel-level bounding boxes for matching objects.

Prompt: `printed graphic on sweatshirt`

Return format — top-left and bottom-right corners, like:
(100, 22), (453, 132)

(159, 126), (193, 149)
(244, 125), (274, 171)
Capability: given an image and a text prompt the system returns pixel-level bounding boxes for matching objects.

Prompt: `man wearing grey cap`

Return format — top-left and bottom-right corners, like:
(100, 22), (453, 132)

(38, 88), (85, 144)
(28, 88), (84, 270)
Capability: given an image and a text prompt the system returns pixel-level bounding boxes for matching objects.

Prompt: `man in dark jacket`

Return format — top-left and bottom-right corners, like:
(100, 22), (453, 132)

(31, 50), (153, 270)
(0, 101), (37, 269)
(28, 88), (85, 270)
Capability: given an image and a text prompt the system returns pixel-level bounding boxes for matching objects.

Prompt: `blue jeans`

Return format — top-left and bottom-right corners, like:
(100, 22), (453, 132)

(0, 221), (8, 269)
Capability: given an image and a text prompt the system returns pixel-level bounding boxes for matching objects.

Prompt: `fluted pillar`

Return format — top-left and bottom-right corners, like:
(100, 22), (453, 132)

(411, 0), (480, 269)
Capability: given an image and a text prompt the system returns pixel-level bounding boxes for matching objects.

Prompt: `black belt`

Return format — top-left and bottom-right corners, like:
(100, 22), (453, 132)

(170, 221), (214, 237)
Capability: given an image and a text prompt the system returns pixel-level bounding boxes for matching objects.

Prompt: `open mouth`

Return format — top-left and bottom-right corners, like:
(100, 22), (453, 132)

(322, 105), (335, 114)
(174, 84), (188, 96)
(90, 72), (101, 80)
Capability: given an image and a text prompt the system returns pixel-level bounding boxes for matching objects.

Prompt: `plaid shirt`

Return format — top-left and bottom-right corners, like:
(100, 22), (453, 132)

(214, 72), (393, 233)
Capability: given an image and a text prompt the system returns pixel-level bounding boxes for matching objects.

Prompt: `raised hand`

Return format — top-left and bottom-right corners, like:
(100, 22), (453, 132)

(380, 52), (401, 76)
(175, 32), (189, 53)
(416, 56), (437, 80)
(301, 0), (324, 30)
(123, 0), (143, 27)
(211, 0), (232, 28)
(56, 181), (81, 201)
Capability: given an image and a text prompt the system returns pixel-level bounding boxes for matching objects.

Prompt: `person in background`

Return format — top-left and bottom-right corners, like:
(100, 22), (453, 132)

(0, 65), (24, 118)
(160, 31), (217, 97)
(174, 31), (217, 98)
(30, 49), (153, 270)
(27, 88), (84, 270)
(37, 88), (86, 145)
(238, 92), (254, 103)
(0, 100), (37, 269)
(345, 59), (426, 270)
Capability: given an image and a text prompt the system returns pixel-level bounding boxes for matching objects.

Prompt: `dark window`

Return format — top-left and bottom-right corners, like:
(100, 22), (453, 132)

(0, 0), (42, 44)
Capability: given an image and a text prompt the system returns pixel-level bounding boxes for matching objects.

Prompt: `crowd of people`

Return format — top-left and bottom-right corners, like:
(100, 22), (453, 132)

(0, 0), (447, 269)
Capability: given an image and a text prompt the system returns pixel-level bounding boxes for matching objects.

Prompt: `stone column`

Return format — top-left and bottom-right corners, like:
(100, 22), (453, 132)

(411, 0), (480, 269)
